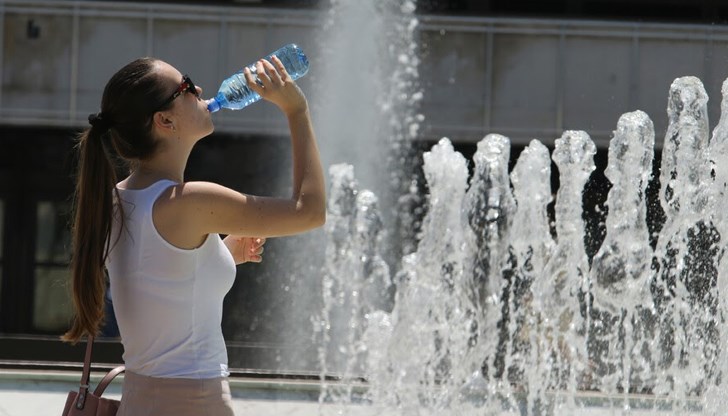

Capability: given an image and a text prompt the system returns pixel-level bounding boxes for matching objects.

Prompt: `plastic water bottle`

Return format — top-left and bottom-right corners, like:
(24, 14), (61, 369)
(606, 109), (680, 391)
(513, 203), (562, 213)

(206, 44), (309, 113)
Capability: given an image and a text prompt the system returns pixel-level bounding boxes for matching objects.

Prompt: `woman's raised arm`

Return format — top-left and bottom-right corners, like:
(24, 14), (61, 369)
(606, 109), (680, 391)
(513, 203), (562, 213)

(155, 56), (325, 241)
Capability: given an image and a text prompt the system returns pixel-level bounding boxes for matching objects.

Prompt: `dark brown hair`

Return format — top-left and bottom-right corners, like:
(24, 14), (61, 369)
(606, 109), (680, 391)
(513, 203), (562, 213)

(62, 57), (174, 343)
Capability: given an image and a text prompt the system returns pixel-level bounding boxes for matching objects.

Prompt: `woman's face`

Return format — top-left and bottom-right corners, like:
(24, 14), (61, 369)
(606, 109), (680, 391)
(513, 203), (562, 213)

(155, 61), (214, 141)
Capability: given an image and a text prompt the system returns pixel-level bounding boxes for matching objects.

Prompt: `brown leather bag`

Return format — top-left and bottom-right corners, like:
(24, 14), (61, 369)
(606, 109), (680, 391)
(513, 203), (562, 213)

(62, 335), (125, 416)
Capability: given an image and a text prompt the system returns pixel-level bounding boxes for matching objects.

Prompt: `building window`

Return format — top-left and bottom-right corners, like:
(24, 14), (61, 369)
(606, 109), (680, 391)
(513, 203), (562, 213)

(32, 200), (73, 333)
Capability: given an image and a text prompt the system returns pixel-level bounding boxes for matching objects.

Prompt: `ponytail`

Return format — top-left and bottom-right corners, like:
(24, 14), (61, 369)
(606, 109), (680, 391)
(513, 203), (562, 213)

(61, 57), (167, 343)
(62, 125), (118, 344)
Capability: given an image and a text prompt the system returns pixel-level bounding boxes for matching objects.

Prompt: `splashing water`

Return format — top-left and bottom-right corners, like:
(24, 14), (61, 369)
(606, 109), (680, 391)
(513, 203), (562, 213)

(650, 78), (721, 409)
(588, 110), (655, 412)
(319, 79), (728, 416)
(312, 1), (728, 415)
(312, 0), (420, 408)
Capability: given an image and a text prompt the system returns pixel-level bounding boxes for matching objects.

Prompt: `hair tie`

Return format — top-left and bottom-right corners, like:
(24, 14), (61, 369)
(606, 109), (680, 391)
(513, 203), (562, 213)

(88, 112), (112, 132)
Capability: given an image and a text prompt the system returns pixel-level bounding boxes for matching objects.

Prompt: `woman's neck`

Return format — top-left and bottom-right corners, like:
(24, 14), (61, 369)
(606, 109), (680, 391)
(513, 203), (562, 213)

(124, 145), (191, 188)
(123, 130), (197, 188)
(132, 164), (182, 184)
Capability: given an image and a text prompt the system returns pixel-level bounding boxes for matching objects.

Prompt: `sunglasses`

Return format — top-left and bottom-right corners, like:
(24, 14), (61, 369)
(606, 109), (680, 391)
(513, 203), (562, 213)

(153, 75), (199, 112)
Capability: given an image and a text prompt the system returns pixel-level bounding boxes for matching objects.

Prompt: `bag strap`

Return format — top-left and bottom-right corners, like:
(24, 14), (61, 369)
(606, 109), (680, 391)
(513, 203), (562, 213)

(94, 365), (126, 396)
(75, 335), (95, 410)
(75, 335), (126, 410)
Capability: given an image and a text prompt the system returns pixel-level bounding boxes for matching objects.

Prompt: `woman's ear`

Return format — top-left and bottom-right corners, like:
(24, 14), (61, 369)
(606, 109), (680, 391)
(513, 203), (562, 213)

(152, 111), (176, 133)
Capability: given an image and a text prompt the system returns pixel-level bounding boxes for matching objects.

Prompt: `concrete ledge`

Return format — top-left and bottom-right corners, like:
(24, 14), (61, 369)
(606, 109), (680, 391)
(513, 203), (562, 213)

(0, 368), (377, 416)
(0, 369), (707, 415)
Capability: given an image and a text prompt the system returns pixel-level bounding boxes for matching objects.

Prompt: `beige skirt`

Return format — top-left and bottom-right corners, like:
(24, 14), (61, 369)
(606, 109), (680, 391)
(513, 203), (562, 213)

(117, 371), (235, 416)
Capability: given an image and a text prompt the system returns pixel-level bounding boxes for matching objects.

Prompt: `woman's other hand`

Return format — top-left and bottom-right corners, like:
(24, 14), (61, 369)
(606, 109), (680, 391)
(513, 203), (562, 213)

(223, 236), (266, 264)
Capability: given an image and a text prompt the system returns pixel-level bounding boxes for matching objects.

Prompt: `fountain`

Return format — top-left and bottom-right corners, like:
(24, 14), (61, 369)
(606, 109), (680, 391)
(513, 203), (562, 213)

(308, 1), (728, 415)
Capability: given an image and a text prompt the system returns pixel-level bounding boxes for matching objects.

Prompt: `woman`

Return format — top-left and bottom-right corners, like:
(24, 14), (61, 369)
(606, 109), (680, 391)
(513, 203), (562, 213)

(62, 55), (325, 415)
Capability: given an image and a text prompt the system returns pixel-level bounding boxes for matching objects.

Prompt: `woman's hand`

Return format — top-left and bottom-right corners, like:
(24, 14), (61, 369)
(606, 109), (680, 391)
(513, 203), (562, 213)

(223, 236), (266, 264)
(244, 56), (308, 117)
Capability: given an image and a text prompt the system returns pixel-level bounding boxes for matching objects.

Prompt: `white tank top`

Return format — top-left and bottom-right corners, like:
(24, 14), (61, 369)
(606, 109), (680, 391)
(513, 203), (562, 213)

(106, 180), (237, 378)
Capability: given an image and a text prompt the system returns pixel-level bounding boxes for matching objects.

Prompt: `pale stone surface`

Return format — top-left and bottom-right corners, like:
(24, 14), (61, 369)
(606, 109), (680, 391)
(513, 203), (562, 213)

(0, 370), (697, 416)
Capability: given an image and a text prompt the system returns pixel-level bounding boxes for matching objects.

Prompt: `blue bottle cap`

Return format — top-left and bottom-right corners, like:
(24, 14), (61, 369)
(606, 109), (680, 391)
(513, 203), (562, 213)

(206, 98), (221, 113)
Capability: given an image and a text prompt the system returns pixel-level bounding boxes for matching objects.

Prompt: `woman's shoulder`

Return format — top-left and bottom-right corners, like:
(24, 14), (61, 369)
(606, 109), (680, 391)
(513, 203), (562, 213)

(153, 180), (249, 239)
(164, 181), (239, 199)
(155, 181), (245, 213)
